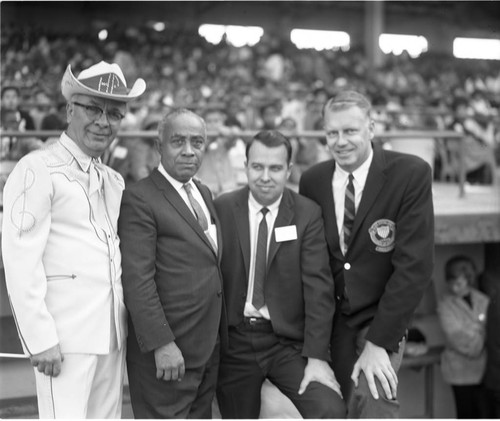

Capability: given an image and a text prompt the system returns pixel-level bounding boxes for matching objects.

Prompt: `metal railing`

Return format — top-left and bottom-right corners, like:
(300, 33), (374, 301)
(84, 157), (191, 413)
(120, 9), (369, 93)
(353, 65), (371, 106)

(1, 129), (466, 196)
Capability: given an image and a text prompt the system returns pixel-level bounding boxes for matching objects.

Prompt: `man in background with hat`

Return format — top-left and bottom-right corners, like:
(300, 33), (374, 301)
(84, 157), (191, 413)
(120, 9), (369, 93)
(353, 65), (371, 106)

(2, 61), (146, 418)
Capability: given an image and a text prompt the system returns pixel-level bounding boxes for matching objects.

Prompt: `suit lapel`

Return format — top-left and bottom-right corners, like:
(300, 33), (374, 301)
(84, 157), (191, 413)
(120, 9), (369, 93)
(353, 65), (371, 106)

(316, 161), (340, 256)
(232, 188), (252, 279)
(350, 147), (386, 243)
(150, 169), (215, 254)
(267, 189), (294, 269)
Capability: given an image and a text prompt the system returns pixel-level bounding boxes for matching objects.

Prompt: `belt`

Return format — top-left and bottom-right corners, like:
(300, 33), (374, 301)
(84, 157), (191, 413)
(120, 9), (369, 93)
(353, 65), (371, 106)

(243, 317), (271, 325)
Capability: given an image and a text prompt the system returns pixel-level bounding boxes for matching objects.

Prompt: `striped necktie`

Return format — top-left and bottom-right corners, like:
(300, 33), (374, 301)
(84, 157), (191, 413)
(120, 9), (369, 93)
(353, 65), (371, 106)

(343, 173), (355, 252)
(184, 183), (217, 252)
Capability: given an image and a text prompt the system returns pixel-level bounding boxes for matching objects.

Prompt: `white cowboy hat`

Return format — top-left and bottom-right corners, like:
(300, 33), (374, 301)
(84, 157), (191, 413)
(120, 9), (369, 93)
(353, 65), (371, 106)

(61, 61), (146, 102)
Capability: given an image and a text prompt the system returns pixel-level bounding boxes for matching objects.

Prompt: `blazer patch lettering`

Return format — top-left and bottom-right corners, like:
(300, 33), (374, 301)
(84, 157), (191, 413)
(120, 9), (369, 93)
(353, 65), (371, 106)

(369, 219), (396, 252)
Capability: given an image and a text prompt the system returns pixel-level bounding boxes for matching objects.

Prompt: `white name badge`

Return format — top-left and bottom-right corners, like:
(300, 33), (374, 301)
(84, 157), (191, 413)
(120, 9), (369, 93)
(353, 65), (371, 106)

(275, 225), (298, 242)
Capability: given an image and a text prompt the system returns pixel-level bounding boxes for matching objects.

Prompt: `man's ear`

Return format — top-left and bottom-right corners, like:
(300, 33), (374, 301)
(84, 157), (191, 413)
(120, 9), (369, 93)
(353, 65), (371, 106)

(369, 119), (375, 140)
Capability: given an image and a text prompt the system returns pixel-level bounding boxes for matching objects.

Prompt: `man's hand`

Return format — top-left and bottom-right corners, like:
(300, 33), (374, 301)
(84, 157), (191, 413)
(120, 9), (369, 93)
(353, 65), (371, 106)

(298, 358), (343, 397)
(351, 340), (398, 400)
(31, 344), (64, 377)
(154, 341), (185, 382)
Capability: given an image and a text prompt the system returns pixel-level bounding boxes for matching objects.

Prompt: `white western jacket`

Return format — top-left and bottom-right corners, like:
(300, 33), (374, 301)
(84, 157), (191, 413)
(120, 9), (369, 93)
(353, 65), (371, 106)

(1, 133), (127, 355)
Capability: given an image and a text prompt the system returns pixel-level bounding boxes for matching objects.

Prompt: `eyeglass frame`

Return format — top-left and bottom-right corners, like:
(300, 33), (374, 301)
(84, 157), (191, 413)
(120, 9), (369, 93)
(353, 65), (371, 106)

(71, 101), (126, 123)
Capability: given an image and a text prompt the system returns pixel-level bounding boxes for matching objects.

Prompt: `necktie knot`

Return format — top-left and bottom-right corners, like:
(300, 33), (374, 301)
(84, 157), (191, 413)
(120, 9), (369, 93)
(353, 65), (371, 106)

(261, 207), (269, 217)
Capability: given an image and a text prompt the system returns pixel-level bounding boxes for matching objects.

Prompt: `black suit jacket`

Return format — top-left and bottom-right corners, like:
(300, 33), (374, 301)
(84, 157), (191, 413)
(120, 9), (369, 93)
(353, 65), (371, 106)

(119, 168), (225, 369)
(299, 145), (434, 352)
(214, 187), (335, 361)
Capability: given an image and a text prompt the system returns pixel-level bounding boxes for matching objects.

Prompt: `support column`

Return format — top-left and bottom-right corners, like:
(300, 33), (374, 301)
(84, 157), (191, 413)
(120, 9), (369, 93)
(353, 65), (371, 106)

(364, 1), (385, 77)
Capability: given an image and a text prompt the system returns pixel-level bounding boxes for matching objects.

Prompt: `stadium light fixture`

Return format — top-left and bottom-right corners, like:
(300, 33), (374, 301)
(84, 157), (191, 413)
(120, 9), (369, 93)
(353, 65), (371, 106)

(290, 29), (350, 51)
(198, 24), (263, 47)
(453, 37), (500, 60)
(379, 34), (428, 58)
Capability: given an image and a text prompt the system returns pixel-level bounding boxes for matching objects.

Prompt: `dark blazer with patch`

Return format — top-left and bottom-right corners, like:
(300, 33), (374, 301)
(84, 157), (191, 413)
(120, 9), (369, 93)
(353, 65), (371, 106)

(118, 168), (224, 369)
(214, 187), (335, 361)
(299, 145), (434, 352)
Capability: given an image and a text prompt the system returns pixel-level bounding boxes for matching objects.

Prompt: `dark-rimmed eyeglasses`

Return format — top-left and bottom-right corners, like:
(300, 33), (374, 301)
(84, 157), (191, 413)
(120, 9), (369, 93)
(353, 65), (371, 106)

(72, 101), (125, 123)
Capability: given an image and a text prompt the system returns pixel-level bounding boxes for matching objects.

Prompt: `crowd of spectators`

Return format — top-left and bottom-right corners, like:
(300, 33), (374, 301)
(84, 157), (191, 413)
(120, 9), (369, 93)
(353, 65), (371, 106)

(1, 22), (499, 188)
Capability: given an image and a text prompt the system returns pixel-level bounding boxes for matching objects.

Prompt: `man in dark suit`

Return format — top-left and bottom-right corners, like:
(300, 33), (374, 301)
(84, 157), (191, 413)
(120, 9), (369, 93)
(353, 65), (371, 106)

(214, 130), (346, 419)
(118, 108), (224, 418)
(299, 90), (434, 417)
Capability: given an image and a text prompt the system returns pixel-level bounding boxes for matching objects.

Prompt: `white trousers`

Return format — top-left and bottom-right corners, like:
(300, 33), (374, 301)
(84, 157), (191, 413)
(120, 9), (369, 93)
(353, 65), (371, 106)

(33, 347), (125, 419)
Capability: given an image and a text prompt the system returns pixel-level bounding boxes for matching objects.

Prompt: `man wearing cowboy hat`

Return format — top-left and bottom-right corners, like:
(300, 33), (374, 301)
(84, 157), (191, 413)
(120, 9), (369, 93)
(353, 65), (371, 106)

(2, 61), (146, 418)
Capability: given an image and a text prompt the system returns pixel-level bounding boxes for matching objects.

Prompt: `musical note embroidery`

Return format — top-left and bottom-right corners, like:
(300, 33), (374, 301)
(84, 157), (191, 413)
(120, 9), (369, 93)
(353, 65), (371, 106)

(11, 168), (37, 236)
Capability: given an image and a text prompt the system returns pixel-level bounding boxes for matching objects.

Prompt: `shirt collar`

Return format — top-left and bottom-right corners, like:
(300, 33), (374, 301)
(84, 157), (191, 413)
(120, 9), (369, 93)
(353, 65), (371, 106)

(60, 132), (96, 172)
(248, 190), (282, 218)
(158, 162), (193, 193)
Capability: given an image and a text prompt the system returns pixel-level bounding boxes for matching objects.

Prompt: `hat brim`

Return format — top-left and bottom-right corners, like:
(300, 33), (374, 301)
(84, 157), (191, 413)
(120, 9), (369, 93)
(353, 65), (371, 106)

(61, 65), (146, 103)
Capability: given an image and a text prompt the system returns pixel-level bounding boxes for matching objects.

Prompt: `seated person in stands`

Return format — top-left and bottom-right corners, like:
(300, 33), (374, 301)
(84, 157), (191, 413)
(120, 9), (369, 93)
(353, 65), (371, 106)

(438, 255), (490, 419)
(449, 97), (496, 184)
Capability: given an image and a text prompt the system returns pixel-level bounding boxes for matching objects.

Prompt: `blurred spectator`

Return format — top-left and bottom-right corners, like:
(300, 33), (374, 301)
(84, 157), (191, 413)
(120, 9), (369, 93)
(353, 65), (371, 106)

(1, 86), (35, 131)
(111, 117), (161, 186)
(278, 116), (330, 184)
(196, 108), (239, 196)
(438, 255), (490, 419)
(258, 101), (281, 130)
(449, 96), (496, 184)
(1, 107), (42, 160)
(29, 88), (53, 130)
(40, 100), (67, 142)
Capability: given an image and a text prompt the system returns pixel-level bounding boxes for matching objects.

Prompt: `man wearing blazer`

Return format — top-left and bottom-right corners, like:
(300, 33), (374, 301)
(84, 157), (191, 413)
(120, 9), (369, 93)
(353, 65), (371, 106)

(299, 90), (434, 417)
(118, 109), (224, 418)
(214, 130), (345, 418)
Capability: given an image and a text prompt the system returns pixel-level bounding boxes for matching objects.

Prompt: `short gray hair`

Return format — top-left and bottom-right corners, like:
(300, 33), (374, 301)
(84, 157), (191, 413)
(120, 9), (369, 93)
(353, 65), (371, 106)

(157, 108), (206, 146)
(323, 90), (372, 118)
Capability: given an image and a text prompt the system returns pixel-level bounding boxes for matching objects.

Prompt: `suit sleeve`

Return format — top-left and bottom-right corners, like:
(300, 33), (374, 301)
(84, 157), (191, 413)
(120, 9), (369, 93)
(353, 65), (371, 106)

(366, 161), (434, 350)
(119, 188), (175, 352)
(301, 204), (336, 361)
(1, 156), (59, 355)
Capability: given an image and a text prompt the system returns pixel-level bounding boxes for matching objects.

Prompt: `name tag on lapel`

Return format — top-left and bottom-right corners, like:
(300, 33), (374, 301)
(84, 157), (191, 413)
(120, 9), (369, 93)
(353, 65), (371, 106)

(275, 225), (297, 242)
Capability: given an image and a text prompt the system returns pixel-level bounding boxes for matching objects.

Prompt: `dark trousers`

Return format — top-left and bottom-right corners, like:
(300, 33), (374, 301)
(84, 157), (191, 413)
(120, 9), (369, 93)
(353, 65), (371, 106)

(330, 312), (404, 418)
(216, 319), (345, 419)
(452, 384), (491, 419)
(127, 341), (220, 419)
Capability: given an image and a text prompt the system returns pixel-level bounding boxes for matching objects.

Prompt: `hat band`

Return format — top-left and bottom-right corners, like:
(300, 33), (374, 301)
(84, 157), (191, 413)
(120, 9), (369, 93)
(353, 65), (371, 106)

(79, 73), (128, 95)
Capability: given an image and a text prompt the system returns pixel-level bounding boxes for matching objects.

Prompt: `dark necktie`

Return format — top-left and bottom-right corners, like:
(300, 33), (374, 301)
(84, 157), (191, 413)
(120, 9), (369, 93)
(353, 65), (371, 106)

(252, 207), (269, 310)
(184, 183), (217, 252)
(343, 173), (355, 251)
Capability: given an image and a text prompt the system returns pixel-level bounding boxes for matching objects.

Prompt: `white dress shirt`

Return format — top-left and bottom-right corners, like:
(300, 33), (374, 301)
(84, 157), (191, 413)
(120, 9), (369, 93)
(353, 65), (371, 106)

(244, 192), (282, 319)
(332, 148), (373, 255)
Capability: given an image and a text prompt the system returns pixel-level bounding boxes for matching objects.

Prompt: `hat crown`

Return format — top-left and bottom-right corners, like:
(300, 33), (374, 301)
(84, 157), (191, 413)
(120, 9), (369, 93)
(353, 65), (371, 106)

(77, 62), (128, 95)
(61, 60), (146, 102)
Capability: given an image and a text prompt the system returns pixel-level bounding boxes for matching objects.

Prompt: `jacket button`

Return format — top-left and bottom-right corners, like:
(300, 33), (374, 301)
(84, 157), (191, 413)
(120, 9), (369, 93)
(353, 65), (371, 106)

(344, 262), (351, 270)
(217, 290), (222, 297)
